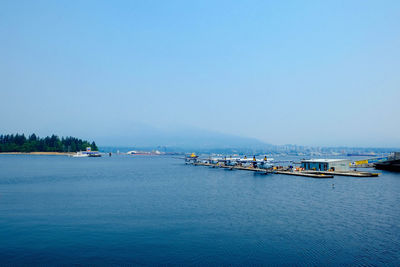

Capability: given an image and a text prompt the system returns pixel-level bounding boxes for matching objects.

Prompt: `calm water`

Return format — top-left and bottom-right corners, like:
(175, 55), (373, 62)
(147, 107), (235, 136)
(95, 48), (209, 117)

(0, 155), (399, 266)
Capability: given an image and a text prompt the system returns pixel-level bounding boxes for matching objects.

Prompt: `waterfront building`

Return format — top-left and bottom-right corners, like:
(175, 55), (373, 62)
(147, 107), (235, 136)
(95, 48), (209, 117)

(301, 159), (350, 171)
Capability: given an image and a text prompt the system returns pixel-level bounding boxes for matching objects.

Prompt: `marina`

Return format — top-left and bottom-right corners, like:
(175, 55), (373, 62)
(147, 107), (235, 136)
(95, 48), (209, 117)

(188, 155), (380, 178)
(194, 162), (332, 178)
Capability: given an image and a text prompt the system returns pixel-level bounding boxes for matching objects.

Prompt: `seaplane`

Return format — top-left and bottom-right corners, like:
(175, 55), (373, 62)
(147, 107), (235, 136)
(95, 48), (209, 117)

(185, 153), (199, 163)
(201, 156), (222, 164)
(217, 156), (241, 166)
(237, 156), (274, 168)
(182, 153), (275, 169)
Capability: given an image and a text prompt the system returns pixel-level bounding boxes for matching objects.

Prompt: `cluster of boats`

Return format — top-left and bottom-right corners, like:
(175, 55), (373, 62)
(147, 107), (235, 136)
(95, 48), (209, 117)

(185, 153), (275, 169)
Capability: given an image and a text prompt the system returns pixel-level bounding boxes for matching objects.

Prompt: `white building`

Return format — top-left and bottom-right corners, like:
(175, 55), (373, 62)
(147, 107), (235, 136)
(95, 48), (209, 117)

(301, 159), (350, 171)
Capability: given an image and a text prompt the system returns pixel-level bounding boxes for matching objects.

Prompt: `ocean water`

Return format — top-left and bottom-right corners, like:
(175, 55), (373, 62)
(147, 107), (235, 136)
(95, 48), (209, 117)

(0, 155), (399, 266)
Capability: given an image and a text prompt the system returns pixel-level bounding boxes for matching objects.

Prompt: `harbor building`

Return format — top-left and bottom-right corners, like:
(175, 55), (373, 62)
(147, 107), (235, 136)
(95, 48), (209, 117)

(301, 159), (350, 171)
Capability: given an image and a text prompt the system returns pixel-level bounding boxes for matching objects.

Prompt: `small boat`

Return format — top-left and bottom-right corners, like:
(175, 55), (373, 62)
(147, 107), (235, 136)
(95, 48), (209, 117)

(88, 152), (102, 157)
(71, 151), (102, 158)
(71, 151), (89, 158)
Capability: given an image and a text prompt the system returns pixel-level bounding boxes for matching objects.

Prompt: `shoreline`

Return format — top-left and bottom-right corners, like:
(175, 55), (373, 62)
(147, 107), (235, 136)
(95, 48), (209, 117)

(0, 152), (74, 156)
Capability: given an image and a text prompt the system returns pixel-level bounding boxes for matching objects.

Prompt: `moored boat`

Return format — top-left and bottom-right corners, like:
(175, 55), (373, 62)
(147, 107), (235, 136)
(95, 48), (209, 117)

(71, 147), (102, 158)
(87, 152), (102, 157)
(71, 151), (89, 157)
(374, 160), (400, 172)
(374, 152), (400, 172)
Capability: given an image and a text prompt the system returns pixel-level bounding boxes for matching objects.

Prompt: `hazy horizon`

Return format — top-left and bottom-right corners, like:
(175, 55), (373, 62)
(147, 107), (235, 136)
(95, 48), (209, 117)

(2, 124), (400, 150)
(1, 1), (399, 147)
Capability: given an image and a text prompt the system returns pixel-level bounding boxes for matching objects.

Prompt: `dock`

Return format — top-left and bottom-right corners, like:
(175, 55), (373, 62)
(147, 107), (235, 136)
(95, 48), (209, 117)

(303, 170), (379, 177)
(274, 170), (334, 178)
(192, 162), (335, 178)
(187, 155), (381, 178)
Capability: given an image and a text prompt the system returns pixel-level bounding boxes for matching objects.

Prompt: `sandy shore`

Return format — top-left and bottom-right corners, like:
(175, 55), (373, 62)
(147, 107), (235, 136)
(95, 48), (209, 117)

(0, 152), (74, 156)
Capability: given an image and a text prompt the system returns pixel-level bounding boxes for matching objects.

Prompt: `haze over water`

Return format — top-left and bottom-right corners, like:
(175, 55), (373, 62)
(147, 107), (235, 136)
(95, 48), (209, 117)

(1, 155), (399, 265)
(1, 1), (400, 147)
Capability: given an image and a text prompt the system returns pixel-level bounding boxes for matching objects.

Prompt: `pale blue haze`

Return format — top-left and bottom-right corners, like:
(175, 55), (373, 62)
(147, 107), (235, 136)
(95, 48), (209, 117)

(1, 1), (399, 146)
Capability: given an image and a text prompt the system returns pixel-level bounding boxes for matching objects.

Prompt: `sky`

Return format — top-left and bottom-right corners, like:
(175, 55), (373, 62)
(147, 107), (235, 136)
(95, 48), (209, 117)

(1, 0), (399, 147)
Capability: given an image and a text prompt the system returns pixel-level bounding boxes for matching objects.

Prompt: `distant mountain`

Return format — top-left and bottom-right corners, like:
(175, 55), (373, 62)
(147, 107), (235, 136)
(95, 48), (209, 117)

(91, 123), (270, 150)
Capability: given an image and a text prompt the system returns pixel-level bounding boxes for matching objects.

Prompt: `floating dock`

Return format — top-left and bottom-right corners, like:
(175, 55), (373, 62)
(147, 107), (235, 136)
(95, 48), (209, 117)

(188, 156), (381, 178)
(273, 170), (333, 178)
(303, 170), (379, 177)
(193, 162), (335, 178)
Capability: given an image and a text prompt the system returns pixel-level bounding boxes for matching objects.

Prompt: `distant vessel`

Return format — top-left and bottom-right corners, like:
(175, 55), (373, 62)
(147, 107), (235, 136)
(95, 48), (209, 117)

(87, 152), (101, 157)
(374, 152), (400, 172)
(72, 151), (88, 158)
(71, 147), (101, 158)
(126, 150), (162, 155)
(127, 150), (150, 155)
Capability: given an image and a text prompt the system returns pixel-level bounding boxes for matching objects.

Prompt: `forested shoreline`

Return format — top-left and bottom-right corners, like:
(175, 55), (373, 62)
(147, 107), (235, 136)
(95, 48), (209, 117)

(0, 134), (98, 152)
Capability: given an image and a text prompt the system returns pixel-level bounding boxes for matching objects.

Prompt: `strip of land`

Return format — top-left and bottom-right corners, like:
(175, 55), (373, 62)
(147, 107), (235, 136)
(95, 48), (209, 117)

(0, 152), (73, 156)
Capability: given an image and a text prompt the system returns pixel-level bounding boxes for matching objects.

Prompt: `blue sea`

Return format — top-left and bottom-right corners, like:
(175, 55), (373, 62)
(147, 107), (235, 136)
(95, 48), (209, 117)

(0, 155), (399, 266)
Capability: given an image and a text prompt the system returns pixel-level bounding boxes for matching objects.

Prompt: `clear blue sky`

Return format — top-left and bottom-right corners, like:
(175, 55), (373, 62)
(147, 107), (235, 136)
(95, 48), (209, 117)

(1, 0), (399, 147)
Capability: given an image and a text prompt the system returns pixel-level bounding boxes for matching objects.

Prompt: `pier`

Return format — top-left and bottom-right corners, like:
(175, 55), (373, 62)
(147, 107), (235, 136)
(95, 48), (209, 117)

(193, 162), (334, 178)
(303, 170), (379, 177)
(191, 162), (379, 178)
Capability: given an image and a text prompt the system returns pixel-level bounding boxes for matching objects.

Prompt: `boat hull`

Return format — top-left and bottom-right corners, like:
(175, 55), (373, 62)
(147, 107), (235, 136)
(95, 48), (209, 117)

(374, 160), (400, 172)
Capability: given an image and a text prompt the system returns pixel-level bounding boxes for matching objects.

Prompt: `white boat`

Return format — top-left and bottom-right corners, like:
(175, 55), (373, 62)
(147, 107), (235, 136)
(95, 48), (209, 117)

(71, 151), (89, 157)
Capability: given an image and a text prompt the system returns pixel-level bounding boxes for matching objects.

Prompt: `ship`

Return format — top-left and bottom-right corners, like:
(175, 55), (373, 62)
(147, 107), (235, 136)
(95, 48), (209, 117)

(126, 150), (162, 155)
(71, 147), (102, 158)
(374, 152), (400, 172)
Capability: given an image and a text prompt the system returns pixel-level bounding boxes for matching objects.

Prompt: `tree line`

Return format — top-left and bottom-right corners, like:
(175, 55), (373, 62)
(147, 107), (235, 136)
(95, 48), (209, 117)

(0, 134), (99, 152)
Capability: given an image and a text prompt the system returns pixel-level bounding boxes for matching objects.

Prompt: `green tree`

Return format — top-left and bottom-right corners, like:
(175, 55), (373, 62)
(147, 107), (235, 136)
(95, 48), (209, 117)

(0, 133), (99, 153)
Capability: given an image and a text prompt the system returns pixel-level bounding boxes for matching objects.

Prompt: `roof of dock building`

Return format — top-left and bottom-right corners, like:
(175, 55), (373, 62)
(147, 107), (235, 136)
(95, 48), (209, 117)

(301, 159), (350, 163)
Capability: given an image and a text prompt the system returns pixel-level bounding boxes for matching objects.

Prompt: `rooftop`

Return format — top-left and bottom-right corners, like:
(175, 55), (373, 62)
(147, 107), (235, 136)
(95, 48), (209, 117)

(301, 159), (350, 163)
